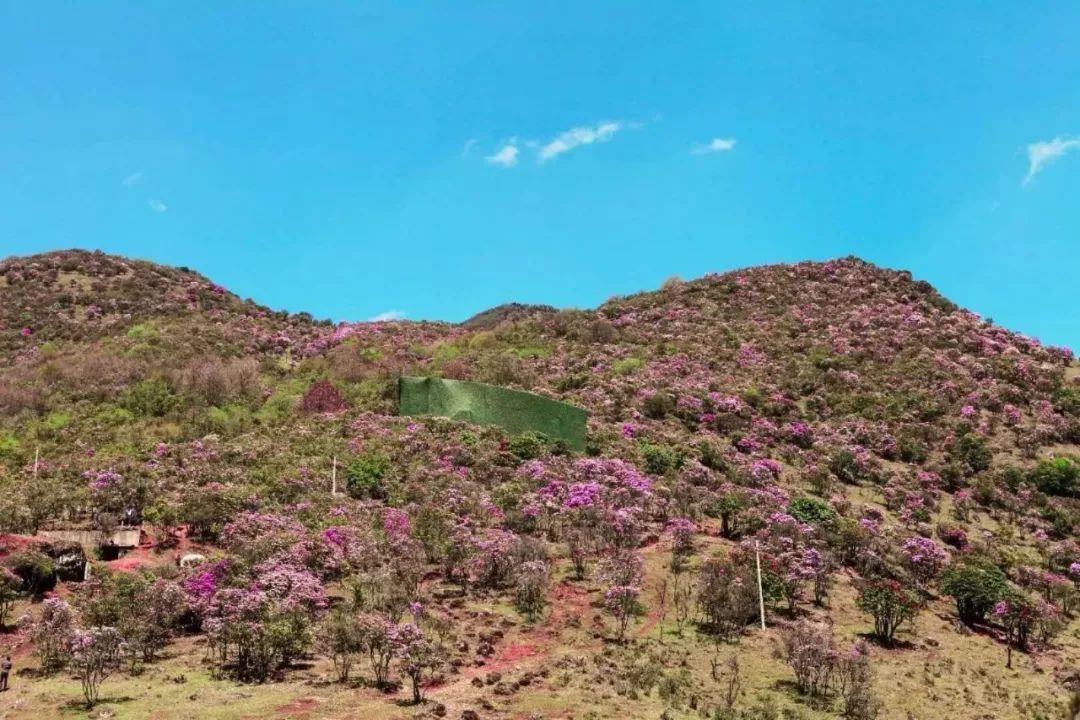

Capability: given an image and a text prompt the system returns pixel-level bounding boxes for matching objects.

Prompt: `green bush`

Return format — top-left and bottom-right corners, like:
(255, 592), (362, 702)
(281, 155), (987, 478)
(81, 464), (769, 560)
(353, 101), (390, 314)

(951, 433), (992, 475)
(642, 391), (675, 420)
(706, 490), (751, 538)
(897, 433), (928, 463)
(508, 432), (548, 461)
(122, 378), (178, 417)
(696, 440), (727, 471)
(856, 579), (922, 645)
(43, 411), (71, 432)
(1027, 456), (1078, 498)
(1051, 385), (1080, 416)
(639, 442), (683, 476)
(0, 432), (20, 459)
(412, 506), (453, 563)
(0, 567), (21, 626)
(5, 549), (56, 597)
(612, 357), (644, 375)
(788, 496), (836, 525)
(255, 390), (298, 424)
(940, 556), (1007, 625)
(204, 404), (253, 436)
(829, 449), (863, 484)
(346, 450), (392, 499)
(126, 322), (158, 339)
(510, 345), (551, 359)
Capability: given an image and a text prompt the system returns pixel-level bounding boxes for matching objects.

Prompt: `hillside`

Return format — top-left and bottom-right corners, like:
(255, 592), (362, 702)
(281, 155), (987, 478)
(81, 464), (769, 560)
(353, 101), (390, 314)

(0, 249), (1077, 720)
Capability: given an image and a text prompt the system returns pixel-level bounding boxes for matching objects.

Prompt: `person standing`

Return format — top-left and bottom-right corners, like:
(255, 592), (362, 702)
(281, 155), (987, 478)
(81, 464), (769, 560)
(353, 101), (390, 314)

(0, 655), (11, 691)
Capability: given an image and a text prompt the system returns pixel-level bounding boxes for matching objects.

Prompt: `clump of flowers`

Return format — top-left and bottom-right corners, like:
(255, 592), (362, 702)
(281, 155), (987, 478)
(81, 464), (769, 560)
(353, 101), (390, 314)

(900, 535), (949, 588)
(667, 517), (697, 560)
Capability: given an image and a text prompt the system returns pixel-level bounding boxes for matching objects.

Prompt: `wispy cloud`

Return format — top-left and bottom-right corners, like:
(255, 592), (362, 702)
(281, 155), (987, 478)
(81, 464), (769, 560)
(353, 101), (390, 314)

(368, 310), (406, 322)
(461, 138), (480, 157)
(121, 171), (143, 186)
(538, 122), (622, 162)
(690, 137), (737, 155)
(147, 198), (168, 213)
(485, 144), (519, 168)
(1023, 136), (1080, 184)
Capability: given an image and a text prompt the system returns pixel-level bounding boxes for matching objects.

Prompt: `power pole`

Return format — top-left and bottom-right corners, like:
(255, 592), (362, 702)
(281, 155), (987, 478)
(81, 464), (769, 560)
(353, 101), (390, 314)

(33, 445), (40, 479)
(755, 541), (766, 630)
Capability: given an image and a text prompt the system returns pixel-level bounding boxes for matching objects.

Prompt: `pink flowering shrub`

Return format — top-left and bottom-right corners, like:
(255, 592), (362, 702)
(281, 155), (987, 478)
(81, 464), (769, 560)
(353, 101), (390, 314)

(597, 551), (644, 641)
(900, 535), (949, 588)
(19, 597), (77, 671)
(220, 512), (307, 566)
(666, 516), (697, 564)
(469, 529), (521, 587)
(70, 626), (124, 706)
(391, 622), (443, 704)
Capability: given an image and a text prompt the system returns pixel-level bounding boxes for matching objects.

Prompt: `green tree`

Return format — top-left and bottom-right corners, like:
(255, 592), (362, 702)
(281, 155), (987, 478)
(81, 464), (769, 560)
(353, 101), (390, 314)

(856, 579), (922, 645)
(940, 556), (1007, 625)
(1028, 457), (1078, 498)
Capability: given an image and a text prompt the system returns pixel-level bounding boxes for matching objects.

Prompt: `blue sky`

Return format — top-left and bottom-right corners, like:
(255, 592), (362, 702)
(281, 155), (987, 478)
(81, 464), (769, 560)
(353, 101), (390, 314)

(2, 2), (1078, 348)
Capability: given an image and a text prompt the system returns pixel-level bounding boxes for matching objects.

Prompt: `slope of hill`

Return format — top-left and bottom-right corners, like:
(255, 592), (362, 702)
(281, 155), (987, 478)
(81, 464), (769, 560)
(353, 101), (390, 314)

(0, 250), (1077, 720)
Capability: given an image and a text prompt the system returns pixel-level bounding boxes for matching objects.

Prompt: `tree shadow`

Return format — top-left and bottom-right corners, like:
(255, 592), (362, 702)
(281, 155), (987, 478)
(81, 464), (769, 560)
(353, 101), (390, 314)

(771, 679), (835, 712)
(59, 696), (134, 714)
(855, 632), (918, 650)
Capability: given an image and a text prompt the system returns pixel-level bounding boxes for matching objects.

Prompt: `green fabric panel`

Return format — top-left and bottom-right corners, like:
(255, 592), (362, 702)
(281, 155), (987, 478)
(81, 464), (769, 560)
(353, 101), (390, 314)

(398, 376), (587, 451)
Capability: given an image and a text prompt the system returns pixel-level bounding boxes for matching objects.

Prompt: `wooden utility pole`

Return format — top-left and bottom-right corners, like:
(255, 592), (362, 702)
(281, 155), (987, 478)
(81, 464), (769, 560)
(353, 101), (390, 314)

(34, 445), (40, 478)
(755, 541), (766, 630)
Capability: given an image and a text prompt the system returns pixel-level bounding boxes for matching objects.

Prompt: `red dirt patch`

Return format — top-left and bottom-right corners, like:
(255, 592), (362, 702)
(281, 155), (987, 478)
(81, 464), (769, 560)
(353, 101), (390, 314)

(496, 641), (540, 664)
(0, 533), (34, 561)
(544, 580), (596, 635)
(465, 641), (541, 676)
(105, 549), (158, 571)
(275, 696), (321, 717)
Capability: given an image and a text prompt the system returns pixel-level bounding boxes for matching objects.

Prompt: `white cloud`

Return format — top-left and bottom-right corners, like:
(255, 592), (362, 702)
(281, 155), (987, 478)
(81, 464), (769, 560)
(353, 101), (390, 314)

(147, 198), (168, 213)
(690, 137), (737, 155)
(485, 144), (519, 167)
(121, 171), (143, 186)
(538, 122), (622, 162)
(461, 138), (480, 157)
(1023, 136), (1080, 184)
(368, 310), (405, 322)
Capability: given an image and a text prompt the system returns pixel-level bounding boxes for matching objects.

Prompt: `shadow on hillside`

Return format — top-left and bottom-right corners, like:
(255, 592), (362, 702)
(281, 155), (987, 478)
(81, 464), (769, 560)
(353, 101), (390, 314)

(59, 696), (134, 714)
(771, 679), (835, 712)
(855, 632), (918, 650)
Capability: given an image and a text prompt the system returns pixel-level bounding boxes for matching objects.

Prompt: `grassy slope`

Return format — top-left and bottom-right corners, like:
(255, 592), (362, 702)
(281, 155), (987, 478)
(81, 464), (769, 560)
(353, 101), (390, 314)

(4, 530), (1077, 720)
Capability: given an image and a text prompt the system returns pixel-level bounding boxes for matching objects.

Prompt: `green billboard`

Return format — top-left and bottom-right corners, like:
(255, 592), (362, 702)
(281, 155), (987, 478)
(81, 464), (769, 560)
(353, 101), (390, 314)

(398, 376), (587, 451)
